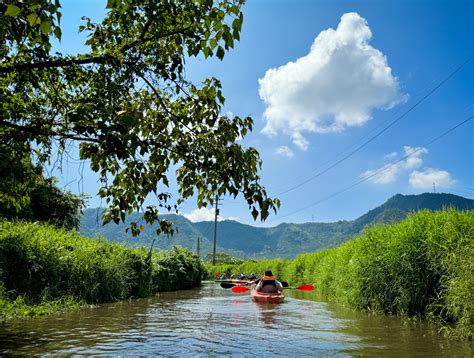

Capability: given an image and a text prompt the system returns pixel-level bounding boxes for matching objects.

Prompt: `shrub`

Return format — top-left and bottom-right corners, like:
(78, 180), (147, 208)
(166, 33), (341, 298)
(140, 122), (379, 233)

(0, 221), (206, 320)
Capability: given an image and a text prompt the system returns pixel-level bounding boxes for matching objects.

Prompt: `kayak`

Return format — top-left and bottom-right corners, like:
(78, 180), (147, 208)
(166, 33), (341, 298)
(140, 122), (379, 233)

(215, 279), (253, 285)
(251, 289), (284, 304)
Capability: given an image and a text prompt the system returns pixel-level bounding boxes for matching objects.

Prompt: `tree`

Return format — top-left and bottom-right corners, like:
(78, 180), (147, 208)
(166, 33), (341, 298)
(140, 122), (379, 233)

(1, 0), (279, 235)
(0, 145), (85, 230)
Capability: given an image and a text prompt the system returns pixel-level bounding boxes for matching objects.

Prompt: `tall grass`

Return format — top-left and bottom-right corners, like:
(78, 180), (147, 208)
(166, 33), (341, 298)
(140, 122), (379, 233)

(0, 221), (206, 320)
(207, 209), (473, 339)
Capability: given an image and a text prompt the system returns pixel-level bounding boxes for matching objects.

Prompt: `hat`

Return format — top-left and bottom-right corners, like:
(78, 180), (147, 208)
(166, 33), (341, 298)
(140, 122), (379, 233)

(264, 270), (273, 277)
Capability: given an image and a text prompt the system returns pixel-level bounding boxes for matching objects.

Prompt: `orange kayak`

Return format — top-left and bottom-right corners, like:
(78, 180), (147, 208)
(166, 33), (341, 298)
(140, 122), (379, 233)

(251, 289), (285, 303)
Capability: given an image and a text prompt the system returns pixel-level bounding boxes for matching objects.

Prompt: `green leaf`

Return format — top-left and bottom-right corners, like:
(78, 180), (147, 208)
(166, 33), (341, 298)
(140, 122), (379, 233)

(216, 46), (225, 60)
(232, 18), (241, 32)
(106, 0), (115, 9)
(5, 4), (21, 17)
(27, 13), (42, 27)
(40, 21), (52, 35)
(54, 27), (62, 40)
(251, 207), (258, 221)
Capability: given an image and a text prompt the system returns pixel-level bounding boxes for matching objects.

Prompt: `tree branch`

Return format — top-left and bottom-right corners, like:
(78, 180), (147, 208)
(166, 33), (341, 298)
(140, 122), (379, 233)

(0, 121), (99, 143)
(1, 25), (195, 74)
(0, 56), (111, 74)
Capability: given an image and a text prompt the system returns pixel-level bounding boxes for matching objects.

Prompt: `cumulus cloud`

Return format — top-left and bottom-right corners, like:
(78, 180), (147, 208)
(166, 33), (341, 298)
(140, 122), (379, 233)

(362, 146), (427, 184)
(409, 168), (456, 189)
(183, 207), (220, 222)
(276, 145), (294, 158)
(259, 12), (407, 150)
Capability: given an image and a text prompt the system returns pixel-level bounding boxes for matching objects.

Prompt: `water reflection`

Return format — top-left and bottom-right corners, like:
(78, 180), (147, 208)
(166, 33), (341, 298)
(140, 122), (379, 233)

(0, 282), (471, 356)
(254, 302), (281, 327)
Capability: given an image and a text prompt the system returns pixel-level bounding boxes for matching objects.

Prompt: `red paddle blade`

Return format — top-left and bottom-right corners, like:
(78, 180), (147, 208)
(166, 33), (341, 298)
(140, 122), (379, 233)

(296, 284), (314, 291)
(231, 286), (250, 293)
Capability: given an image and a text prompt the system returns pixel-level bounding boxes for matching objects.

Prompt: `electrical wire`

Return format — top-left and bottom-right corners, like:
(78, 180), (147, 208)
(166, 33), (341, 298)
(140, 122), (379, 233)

(273, 57), (472, 197)
(272, 115), (474, 222)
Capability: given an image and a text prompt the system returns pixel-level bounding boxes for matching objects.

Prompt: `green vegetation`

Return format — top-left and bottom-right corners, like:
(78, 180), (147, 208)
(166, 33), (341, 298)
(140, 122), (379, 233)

(0, 220), (206, 321)
(1, 0), (278, 237)
(0, 288), (83, 321)
(82, 193), (474, 259)
(0, 147), (85, 230)
(207, 210), (473, 339)
(202, 252), (246, 265)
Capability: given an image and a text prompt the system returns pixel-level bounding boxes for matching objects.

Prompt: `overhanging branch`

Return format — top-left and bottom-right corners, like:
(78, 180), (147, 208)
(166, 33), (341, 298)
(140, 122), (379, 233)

(0, 56), (112, 74)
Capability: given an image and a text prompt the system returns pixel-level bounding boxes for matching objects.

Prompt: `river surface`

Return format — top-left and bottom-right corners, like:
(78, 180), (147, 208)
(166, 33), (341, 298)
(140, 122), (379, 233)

(0, 282), (471, 356)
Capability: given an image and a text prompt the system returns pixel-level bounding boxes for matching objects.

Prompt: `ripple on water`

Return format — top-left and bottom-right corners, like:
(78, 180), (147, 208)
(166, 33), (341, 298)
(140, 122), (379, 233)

(0, 283), (472, 356)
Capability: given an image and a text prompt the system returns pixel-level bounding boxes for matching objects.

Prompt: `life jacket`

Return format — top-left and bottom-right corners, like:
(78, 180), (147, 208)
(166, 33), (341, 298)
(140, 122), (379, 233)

(261, 275), (276, 287)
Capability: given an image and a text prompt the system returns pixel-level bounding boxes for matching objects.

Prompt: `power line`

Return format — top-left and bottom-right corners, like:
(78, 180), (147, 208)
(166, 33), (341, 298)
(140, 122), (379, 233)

(274, 57), (473, 197)
(272, 115), (474, 222)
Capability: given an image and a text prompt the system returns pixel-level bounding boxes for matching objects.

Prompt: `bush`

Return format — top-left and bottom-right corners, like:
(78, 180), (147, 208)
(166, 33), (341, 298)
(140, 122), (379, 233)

(206, 209), (473, 339)
(0, 221), (206, 320)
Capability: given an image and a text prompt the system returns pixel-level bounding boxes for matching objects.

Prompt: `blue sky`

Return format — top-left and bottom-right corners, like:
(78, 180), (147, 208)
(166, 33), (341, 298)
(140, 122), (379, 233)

(51, 0), (473, 226)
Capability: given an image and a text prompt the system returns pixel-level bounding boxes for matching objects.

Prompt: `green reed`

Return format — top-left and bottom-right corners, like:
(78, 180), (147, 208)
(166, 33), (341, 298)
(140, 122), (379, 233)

(0, 221), (206, 321)
(207, 209), (473, 339)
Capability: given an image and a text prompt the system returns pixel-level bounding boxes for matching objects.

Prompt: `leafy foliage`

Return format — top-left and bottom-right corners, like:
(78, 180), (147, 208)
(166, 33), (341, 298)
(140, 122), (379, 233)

(0, 220), (206, 321)
(203, 252), (245, 264)
(0, 146), (85, 230)
(206, 209), (474, 339)
(1, 0), (279, 236)
(81, 193), (474, 259)
(0, 143), (40, 214)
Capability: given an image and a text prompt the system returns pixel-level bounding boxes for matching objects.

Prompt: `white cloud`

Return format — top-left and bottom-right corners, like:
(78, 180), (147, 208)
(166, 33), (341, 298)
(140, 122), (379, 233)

(183, 207), (220, 222)
(276, 145), (294, 158)
(409, 168), (456, 189)
(259, 12), (407, 150)
(384, 151), (398, 160)
(362, 146), (427, 184)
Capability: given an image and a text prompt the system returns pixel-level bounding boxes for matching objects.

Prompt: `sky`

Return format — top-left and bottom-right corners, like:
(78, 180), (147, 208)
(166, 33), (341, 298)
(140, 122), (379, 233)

(50, 0), (473, 227)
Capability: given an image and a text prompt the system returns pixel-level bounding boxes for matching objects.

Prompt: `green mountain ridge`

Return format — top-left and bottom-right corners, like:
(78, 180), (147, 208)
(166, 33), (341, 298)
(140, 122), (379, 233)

(80, 193), (474, 259)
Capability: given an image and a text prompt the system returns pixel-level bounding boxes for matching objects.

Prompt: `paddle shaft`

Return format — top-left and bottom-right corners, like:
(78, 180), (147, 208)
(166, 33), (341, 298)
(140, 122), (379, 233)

(230, 284), (314, 293)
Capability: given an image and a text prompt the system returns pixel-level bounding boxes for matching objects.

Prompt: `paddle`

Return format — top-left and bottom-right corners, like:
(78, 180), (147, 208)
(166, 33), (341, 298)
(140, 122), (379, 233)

(220, 282), (251, 289)
(231, 284), (314, 293)
(221, 281), (290, 289)
(231, 285), (251, 293)
(287, 284), (314, 291)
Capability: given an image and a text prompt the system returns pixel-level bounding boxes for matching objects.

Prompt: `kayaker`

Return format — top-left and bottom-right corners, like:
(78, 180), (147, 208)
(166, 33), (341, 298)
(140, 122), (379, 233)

(238, 272), (247, 280)
(254, 270), (283, 293)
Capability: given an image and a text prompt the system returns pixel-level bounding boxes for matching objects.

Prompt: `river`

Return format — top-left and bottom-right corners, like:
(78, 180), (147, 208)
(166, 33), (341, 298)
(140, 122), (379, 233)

(0, 282), (471, 356)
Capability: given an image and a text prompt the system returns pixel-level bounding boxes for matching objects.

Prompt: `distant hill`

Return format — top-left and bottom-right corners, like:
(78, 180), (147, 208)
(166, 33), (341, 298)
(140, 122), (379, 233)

(80, 193), (474, 259)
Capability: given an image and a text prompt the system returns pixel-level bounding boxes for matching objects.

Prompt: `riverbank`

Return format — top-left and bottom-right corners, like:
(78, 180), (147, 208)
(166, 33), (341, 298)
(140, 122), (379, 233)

(0, 221), (206, 321)
(207, 209), (473, 339)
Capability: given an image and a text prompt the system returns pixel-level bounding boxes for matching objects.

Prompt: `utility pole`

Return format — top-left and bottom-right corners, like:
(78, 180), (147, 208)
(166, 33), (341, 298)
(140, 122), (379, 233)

(433, 182), (436, 193)
(196, 237), (200, 257)
(212, 194), (219, 265)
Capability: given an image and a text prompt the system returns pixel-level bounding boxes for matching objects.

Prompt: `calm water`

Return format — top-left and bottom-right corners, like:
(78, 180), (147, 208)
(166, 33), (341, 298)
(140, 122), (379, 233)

(0, 282), (471, 356)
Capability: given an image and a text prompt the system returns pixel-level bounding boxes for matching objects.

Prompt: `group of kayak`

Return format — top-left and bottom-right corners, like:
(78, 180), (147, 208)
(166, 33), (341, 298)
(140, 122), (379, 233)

(218, 270), (286, 304)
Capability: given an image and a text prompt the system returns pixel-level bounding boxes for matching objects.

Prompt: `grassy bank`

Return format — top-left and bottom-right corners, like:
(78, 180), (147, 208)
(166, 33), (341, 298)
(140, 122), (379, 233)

(0, 221), (206, 321)
(208, 210), (473, 339)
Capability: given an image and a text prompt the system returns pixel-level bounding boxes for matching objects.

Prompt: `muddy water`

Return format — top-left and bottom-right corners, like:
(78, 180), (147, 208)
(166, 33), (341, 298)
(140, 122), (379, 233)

(0, 282), (471, 356)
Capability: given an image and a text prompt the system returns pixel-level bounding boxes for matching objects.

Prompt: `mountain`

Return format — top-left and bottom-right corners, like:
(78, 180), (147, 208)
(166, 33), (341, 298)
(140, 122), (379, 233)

(80, 193), (474, 259)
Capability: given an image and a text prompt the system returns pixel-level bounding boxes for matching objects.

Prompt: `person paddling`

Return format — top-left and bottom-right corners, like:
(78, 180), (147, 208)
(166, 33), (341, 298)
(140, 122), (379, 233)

(254, 270), (283, 294)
